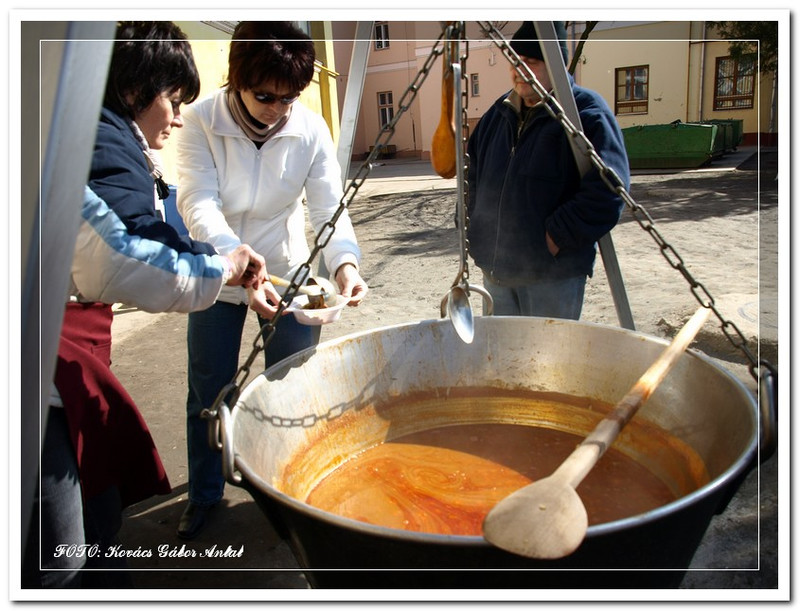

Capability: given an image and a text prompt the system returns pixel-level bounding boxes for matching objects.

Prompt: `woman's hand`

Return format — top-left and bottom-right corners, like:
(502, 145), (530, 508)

(247, 280), (284, 318)
(335, 263), (368, 306)
(224, 244), (267, 288)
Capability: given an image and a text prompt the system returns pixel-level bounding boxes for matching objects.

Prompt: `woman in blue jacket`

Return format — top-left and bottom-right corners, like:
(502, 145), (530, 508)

(24, 21), (270, 589)
(467, 22), (630, 319)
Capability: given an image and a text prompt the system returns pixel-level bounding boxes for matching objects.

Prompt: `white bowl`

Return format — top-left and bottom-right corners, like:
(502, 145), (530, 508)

(287, 294), (348, 326)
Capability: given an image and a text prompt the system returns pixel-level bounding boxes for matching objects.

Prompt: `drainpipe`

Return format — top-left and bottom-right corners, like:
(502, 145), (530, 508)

(687, 21), (706, 123)
(697, 21), (706, 122)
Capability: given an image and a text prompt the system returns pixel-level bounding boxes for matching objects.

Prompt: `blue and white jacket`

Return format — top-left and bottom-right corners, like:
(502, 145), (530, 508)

(71, 186), (227, 313)
(74, 105), (229, 312)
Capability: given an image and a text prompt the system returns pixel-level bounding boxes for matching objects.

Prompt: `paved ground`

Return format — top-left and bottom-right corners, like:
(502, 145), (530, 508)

(103, 147), (781, 599)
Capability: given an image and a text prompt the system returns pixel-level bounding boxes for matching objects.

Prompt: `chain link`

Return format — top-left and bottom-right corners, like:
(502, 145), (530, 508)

(477, 21), (764, 382)
(456, 23), (472, 286)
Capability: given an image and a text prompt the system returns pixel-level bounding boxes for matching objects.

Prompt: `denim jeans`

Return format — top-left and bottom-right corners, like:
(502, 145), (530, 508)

(483, 274), (587, 320)
(185, 301), (315, 507)
(23, 408), (131, 588)
(23, 408), (85, 588)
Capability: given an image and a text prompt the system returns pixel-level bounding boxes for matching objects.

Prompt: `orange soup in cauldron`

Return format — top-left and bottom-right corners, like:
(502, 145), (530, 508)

(305, 393), (709, 536)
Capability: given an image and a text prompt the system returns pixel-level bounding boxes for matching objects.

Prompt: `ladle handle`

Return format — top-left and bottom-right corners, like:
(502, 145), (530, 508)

(269, 274), (323, 296)
(555, 306), (711, 489)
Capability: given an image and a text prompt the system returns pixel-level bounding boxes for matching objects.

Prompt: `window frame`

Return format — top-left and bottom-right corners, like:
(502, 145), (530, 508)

(713, 54), (756, 111)
(377, 90), (394, 128)
(470, 72), (480, 97)
(614, 65), (649, 116)
(374, 22), (390, 50)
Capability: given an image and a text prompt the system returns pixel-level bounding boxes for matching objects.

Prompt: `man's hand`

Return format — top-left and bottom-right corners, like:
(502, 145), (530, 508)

(545, 232), (560, 257)
(224, 244), (267, 288)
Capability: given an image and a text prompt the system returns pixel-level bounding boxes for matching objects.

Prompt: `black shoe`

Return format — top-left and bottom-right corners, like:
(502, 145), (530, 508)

(177, 502), (211, 540)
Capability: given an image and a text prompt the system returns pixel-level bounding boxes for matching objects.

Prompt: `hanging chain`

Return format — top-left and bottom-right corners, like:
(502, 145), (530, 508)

(203, 27), (454, 423)
(206, 21), (769, 439)
(456, 23), (472, 287)
(478, 21), (765, 382)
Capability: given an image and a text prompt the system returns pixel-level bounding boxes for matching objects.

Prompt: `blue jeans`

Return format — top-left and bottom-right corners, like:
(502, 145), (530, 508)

(185, 302), (315, 507)
(25, 407), (85, 588)
(24, 408), (131, 588)
(483, 274), (587, 320)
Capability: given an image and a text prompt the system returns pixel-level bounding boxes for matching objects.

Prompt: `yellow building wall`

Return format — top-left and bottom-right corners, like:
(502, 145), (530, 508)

(579, 22), (693, 128)
(700, 40), (776, 140)
(577, 21), (775, 141)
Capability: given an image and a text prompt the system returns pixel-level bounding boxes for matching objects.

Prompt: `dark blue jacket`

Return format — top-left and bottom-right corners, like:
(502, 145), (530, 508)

(467, 84), (629, 284)
(89, 107), (216, 257)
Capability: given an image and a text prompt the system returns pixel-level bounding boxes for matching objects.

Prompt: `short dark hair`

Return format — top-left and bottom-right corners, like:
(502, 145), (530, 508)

(225, 22), (316, 94)
(104, 21), (201, 118)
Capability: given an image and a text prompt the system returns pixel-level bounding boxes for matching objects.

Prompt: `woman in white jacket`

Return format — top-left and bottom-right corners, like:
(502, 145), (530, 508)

(175, 21), (368, 540)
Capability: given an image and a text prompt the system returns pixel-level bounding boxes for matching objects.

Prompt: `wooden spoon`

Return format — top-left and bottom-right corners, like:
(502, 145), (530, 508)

(430, 39), (457, 179)
(482, 306), (711, 559)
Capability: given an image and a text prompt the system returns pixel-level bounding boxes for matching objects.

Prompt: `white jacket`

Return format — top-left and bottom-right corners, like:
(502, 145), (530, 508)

(176, 89), (360, 305)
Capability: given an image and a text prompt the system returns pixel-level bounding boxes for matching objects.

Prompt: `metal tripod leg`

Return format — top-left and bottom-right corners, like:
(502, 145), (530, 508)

(312, 22), (373, 342)
(534, 21), (635, 331)
(336, 21), (374, 187)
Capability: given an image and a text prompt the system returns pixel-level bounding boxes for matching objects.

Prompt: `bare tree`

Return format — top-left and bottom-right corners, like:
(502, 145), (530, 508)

(567, 21), (597, 75)
(707, 21), (778, 73)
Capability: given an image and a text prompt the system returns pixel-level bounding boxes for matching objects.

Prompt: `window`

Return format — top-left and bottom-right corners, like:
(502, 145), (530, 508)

(714, 55), (755, 110)
(615, 65), (649, 115)
(374, 22), (390, 50)
(378, 91), (394, 127)
(470, 73), (480, 97)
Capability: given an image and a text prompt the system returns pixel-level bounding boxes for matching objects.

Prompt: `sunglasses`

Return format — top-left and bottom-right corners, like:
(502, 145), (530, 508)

(252, 91), (300, 105)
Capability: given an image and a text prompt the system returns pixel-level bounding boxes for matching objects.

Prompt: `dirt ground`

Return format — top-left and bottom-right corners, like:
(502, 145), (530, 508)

(104, 147), (780, 598)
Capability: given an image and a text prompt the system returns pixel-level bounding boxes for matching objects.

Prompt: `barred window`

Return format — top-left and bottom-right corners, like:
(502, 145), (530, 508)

(714, 55), (755, 110)
(615, 65), (649, 115)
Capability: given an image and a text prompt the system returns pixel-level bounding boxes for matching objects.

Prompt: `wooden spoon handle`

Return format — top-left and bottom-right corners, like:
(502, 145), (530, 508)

(556, 306), (711, 488)
(430, 40), (457, 179)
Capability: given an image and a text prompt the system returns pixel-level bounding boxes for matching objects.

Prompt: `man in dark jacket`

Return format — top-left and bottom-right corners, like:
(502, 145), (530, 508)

(467, 21), (630, 319)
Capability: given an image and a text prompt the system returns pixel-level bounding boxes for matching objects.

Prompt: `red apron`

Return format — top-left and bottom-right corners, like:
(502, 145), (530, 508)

(53, 302), (170, 507)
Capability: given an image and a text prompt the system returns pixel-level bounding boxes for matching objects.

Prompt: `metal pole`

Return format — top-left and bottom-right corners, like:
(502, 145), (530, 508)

(314, 21), (373, 341)
(336, 21), (374, 188)
(20, 20), (115, 556)
(534, 21), (635, 330)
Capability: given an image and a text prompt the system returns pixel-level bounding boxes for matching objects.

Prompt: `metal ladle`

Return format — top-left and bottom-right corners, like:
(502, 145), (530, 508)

(440, 60), (492, 344)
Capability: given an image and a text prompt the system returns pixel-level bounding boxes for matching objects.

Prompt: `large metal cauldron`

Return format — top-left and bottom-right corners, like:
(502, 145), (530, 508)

(223, 317), (759, 589)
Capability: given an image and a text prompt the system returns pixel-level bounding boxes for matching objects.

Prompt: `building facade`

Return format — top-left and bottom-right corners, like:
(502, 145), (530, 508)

(331, 20), (777, 162)
(157, 20), (776, 176)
